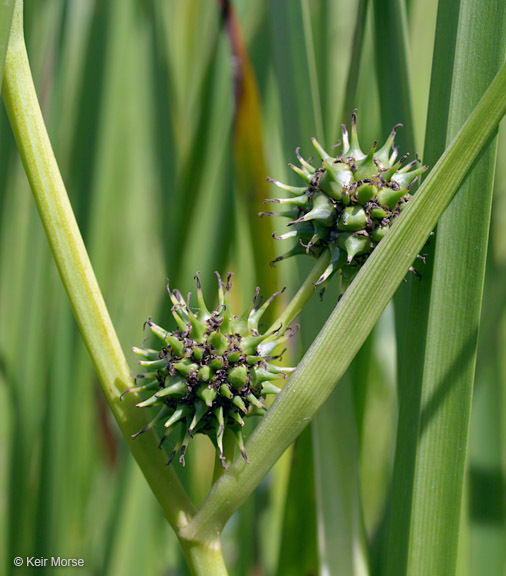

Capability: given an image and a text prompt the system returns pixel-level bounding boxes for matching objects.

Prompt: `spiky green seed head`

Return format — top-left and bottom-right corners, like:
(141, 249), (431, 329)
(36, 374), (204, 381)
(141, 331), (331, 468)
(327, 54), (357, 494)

(265, 112), (429, 289)
(124, 273), (295, 468)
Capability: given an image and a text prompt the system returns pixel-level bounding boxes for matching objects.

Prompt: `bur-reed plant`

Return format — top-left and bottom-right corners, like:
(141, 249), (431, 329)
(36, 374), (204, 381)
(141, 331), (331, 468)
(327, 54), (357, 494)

(1, 1), (505, 575)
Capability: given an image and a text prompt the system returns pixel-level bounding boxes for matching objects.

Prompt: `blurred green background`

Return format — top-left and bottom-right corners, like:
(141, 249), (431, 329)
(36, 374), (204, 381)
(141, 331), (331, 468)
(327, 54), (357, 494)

(1, 1), (504, 574)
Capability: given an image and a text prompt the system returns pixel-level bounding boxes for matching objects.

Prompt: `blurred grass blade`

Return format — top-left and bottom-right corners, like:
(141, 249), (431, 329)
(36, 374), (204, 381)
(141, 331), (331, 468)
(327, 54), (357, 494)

(300, 0), (324, 141)
(469, 251), (506, 576)
(181, 60), (506, 542)
(372, 0), (415, 406)
(275, 427), (318, 576)
(177, 37), (234, 293)
(0, 0), (15, 94)
(147, 0), (175, 232)
(372, 0), (413, 149)
(164, 45), (221, 283)
(406, 1), (505, 573)
(268, 0), (322, 154)
(66, 0), (110, 238)
(317, 0), (363, 139)
(266, 2), (366, 573)
(313, 378), (369, 576)
(156, 0), (221, 284)
(341, 0), (369, 121)
(311, 2), (371, 572)
(467, 130), (506, 575)
(105, 455), (179, 576)
(266, 2), (325, 570)
(221, 0), (278, 302)
(1, 3), (66, 569)
(384, 0), (461, 573)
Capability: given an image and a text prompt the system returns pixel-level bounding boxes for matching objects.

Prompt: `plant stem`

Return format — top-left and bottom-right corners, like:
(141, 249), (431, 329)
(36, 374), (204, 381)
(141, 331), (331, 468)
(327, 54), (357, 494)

(180, 61), (506, 544)
(0, 0), (15, 93)
(267, 250), (331, 334)
(180, 539), (229, 576)
(2, 0), (194, 534)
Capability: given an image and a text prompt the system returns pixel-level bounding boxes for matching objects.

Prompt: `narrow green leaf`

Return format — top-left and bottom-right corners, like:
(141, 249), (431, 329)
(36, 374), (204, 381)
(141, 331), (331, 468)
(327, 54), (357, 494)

(268, 0), (322, 154)
(33, 301), (72, 561)
(275, 427), (318, 576)
(313, 379), (369, 576)
(341, 0), (369, 121)
(0, 161), (37, 569)
(164, 44), (221, 283)
(266, 5), (327, 573)
(384, 0), (461, 573)
(406, 1), (505, 573)
(104, 456), (177, 576)
(0, 362), (13, 576)
(66, 0), (110, 238)
(372, 0), (416, 411)
(468, 268), (506, 575)
(300, 0), (324, 141)
(309, 3), (371, 572)
(221, 2), (279, 306)
(372, 0), (414, 150)
(466, 128), (506, 576)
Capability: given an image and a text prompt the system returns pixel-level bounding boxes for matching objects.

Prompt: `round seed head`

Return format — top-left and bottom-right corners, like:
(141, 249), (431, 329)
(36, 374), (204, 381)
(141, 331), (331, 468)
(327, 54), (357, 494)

(126, 274), (294, 467)
(266, 111), (429, 288)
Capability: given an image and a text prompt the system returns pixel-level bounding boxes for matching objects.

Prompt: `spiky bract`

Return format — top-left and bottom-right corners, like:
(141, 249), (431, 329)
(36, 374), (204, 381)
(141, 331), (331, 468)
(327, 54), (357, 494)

(265, 112), (428, 289)
(125, 273), (294, 467)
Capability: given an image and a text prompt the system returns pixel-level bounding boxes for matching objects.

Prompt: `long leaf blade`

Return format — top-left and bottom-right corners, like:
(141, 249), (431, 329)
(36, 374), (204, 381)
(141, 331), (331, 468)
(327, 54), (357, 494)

(384, 0), (461, 573)
(406, 1), (505, 573)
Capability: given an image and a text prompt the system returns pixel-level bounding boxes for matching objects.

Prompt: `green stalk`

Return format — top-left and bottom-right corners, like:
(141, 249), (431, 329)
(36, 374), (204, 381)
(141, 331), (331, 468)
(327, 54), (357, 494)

(266, 250), (331, 333)
(180, 61), (506, 544)
(0, 0), (15, 93)
(406, 1), (505, 574)
(181, 541), (229, 576)
(1, 0), (194, 534)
